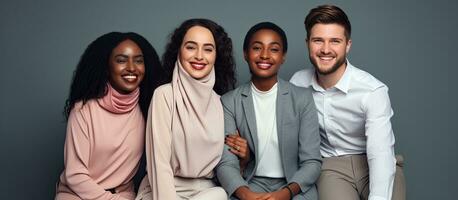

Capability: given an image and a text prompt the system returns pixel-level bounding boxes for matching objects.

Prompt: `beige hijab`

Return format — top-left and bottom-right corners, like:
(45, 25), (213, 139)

(138, 60), (224, 200)
(169, 60), (224, 177)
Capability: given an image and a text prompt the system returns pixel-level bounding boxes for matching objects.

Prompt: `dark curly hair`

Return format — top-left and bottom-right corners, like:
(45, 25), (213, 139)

(161, 18), (236, 95)
(64, 32), (163, 120)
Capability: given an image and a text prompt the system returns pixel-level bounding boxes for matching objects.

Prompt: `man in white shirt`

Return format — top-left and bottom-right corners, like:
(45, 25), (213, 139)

(290, 4), (405, 200)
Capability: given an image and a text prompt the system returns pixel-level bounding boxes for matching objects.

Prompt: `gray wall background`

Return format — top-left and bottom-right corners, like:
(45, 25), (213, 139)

(1, 0), (457, 199)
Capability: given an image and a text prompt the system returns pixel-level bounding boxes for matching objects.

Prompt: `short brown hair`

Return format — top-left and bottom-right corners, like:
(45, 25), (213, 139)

(304, 4), (351, 40)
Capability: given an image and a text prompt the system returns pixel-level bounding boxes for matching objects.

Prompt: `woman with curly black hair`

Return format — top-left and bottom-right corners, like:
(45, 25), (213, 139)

(56, 32), (163, 200)
(136, 19), (236, 200)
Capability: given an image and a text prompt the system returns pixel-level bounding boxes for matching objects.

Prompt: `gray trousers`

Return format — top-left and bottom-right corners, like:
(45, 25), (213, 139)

(317, 155), (406, 200)
(230, 176), (318, 200)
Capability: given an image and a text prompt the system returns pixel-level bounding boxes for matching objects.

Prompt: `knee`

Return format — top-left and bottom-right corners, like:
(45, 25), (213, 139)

(193, 187), (228, 200)
(211, 187), (228, 199)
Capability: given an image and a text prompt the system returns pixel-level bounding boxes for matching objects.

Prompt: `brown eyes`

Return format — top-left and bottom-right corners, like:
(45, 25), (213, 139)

(185, 46), (196, 50)
(312, 39), (342, 44)
(251, 46), (280, 53)
(135, 59), (144, 64)
(116, 59), (127, 63)
(252, 46), (261, 51)
(330, 40), (341, 44)
(185, 45), (214, 53)
(115, 58), (144, 64)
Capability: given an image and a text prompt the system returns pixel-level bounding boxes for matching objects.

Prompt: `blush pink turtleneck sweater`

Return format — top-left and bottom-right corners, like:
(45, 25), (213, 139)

(56, 85), (145, 200)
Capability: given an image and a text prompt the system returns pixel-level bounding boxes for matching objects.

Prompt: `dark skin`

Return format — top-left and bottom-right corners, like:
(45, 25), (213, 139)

(225, 130), (250, 173)
(246, 29), (284, 91)
(231, 29), (302, 200)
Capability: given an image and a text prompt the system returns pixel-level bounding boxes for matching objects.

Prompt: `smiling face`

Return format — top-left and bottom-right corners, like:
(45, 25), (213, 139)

(178, 25), (216, 79)
(108, 39), (145, 94)
(307, 23), (351, 75)
(245, 29), (285, 81)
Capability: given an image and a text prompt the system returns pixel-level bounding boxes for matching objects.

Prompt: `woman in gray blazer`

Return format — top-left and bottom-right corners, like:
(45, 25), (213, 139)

(215, 22), (322, 200)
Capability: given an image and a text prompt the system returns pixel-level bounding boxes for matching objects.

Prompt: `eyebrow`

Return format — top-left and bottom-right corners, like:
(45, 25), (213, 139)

(309, 37), (323, 40)
(184, 41), (215, 48)
(252, 41), (282, 46)
(114, 54), (144, 58)
(310, 37), (344, 41)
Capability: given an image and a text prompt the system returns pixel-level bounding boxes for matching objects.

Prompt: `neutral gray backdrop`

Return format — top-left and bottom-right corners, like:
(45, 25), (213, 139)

(1, 0), (457, 199)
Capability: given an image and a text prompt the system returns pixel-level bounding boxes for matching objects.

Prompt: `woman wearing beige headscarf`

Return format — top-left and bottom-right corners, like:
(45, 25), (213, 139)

(135, 19), (236, 200)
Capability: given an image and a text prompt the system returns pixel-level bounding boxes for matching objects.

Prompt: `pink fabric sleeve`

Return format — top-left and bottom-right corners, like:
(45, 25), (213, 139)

(63, 108), (127, 200)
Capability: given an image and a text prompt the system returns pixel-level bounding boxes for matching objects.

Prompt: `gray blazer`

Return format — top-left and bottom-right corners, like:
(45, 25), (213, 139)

(216, 79), (322, 197)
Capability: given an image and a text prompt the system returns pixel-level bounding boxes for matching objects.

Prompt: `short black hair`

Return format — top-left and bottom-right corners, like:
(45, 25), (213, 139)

(243, 22), (288, 53)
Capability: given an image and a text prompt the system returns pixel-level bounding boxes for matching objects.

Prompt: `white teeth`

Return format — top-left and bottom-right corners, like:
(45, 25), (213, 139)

(319, 56), (334, 60)
(257, 63), (272, 67)
(123, 75), (137, 80)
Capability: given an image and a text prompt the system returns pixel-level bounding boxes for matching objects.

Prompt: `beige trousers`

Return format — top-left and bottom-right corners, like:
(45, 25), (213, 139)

(317, 155), (406, 200)
(55, 180), (135, 200)
(135, 176), (227, 200)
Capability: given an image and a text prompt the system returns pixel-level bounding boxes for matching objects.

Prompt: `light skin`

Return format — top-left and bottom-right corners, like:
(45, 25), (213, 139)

(307, 23), (352, 89)
(232, 29), (301, 200)
(179, 25), (216, 79)
(108, 39), (145, 94)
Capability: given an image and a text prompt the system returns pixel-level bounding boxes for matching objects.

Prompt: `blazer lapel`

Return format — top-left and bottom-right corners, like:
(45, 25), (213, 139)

(241, 83), (258, 158)
(276, 79), (289, 157)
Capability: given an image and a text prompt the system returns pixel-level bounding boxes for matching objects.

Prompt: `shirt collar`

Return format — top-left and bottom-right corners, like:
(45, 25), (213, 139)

(334, 60), (353, 94)
(310, 70), (324, 92)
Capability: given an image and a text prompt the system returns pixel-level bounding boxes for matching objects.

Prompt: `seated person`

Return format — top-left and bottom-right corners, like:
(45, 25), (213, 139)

(55, 32), (162, 200)
(135, 18), (236, 200)
(216, 22), (322, 200)
(290, 4), (406, 200)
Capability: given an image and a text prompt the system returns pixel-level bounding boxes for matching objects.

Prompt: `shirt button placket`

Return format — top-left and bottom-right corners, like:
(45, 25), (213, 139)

(324, 91), (338, 155)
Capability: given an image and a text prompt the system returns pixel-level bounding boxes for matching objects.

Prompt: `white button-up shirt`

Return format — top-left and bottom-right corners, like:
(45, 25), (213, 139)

(290, 61), (396, 200)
